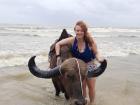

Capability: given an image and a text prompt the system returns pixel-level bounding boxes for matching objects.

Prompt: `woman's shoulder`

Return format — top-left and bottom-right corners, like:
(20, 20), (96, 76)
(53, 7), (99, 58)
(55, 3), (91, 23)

(60, 36), (75, 45)
(67, 36), (75, 41)
(68, 36), (75, 45)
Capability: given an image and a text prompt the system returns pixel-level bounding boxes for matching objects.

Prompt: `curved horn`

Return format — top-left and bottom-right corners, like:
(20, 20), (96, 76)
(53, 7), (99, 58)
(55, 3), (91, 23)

(87, 59), (107, 78)
(28, 56), (61, 78)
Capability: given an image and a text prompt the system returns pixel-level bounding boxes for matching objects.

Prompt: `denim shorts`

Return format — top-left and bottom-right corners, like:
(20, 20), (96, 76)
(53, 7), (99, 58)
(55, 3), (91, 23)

(87, 59), (99, 78)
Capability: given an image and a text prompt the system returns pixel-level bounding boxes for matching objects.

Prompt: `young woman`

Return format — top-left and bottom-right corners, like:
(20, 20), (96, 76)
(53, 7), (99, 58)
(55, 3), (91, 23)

(55, 21), (103, 104)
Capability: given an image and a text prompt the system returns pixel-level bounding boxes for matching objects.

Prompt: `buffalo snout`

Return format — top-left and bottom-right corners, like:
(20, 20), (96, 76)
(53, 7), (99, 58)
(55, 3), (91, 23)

(74, 99), (87, 105)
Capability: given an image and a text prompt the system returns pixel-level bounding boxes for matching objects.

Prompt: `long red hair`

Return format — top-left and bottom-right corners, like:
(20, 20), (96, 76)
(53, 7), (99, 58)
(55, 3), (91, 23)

(74, 21), (94, 46)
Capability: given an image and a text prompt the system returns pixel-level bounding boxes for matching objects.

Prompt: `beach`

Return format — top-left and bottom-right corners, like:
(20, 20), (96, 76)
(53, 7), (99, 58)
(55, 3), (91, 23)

(0, 55), (140, 105)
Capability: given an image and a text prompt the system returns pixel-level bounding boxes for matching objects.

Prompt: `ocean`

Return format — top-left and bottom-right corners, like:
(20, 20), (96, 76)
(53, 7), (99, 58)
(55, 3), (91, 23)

(0, 25), (140, 68)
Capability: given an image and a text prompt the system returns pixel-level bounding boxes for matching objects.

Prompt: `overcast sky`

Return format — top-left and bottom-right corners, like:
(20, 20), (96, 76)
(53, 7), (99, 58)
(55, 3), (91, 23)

(0, 0), (140, 27)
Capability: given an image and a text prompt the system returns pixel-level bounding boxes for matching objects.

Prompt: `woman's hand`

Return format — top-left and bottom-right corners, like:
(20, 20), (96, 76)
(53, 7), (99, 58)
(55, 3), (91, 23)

(95, 52), (104, 63)
(96, 57), (104, 63)
(57, 56), (62, 65)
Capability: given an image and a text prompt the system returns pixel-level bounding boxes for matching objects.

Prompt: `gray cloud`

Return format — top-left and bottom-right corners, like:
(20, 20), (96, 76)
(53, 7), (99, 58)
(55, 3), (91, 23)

(0, 0), (140, 27)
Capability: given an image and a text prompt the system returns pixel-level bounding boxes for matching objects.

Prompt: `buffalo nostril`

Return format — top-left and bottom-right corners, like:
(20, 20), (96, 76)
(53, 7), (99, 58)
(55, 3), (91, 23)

(75, 100), (85, 105)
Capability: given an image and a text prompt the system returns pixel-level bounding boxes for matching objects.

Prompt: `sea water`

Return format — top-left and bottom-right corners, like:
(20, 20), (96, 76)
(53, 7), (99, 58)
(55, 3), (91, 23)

(0, 24), (140, 68)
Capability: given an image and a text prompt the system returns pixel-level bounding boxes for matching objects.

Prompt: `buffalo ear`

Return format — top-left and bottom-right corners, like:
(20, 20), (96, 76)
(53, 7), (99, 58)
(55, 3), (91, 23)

(49, 29), (70, 54)
(58, 29), (70, 41)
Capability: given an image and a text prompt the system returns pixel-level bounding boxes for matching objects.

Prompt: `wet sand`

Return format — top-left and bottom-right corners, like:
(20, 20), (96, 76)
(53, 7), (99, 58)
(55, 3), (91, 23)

(0, 55), (140, 105)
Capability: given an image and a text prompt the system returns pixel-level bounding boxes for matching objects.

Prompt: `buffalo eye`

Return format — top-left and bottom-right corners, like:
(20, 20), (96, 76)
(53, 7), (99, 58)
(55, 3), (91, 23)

(66, 74), (75, 81)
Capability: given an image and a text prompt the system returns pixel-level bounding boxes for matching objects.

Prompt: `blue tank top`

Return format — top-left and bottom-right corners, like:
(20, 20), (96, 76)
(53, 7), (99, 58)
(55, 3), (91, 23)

(71, 38), (96, 63)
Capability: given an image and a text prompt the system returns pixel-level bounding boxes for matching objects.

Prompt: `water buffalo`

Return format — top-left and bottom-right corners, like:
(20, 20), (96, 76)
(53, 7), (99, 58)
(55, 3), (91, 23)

(28, 29), (107, 105)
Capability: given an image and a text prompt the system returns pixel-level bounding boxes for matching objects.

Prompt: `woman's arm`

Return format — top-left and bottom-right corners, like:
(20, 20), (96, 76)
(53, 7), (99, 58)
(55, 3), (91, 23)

(90, 36), (103, 62)
(91, 39), (100, 60)
(55, 37), (74, 56)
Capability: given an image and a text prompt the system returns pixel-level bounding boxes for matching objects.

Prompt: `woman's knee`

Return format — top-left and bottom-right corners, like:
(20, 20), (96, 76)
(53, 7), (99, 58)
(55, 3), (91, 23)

(87, 78), (96, 89)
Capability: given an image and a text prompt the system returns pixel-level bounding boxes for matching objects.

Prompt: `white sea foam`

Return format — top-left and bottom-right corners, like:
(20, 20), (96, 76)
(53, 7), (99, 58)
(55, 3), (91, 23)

(0, 51), (49, 68)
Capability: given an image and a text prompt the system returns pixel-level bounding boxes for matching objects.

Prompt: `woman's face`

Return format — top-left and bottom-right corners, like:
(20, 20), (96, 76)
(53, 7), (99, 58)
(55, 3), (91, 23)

(74, 25), (84, 39)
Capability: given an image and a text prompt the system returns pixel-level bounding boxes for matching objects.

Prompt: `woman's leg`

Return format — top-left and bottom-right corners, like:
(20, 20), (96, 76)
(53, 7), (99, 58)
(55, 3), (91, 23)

(87, 77), (96, 103)
(82, 79), (87, 98)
